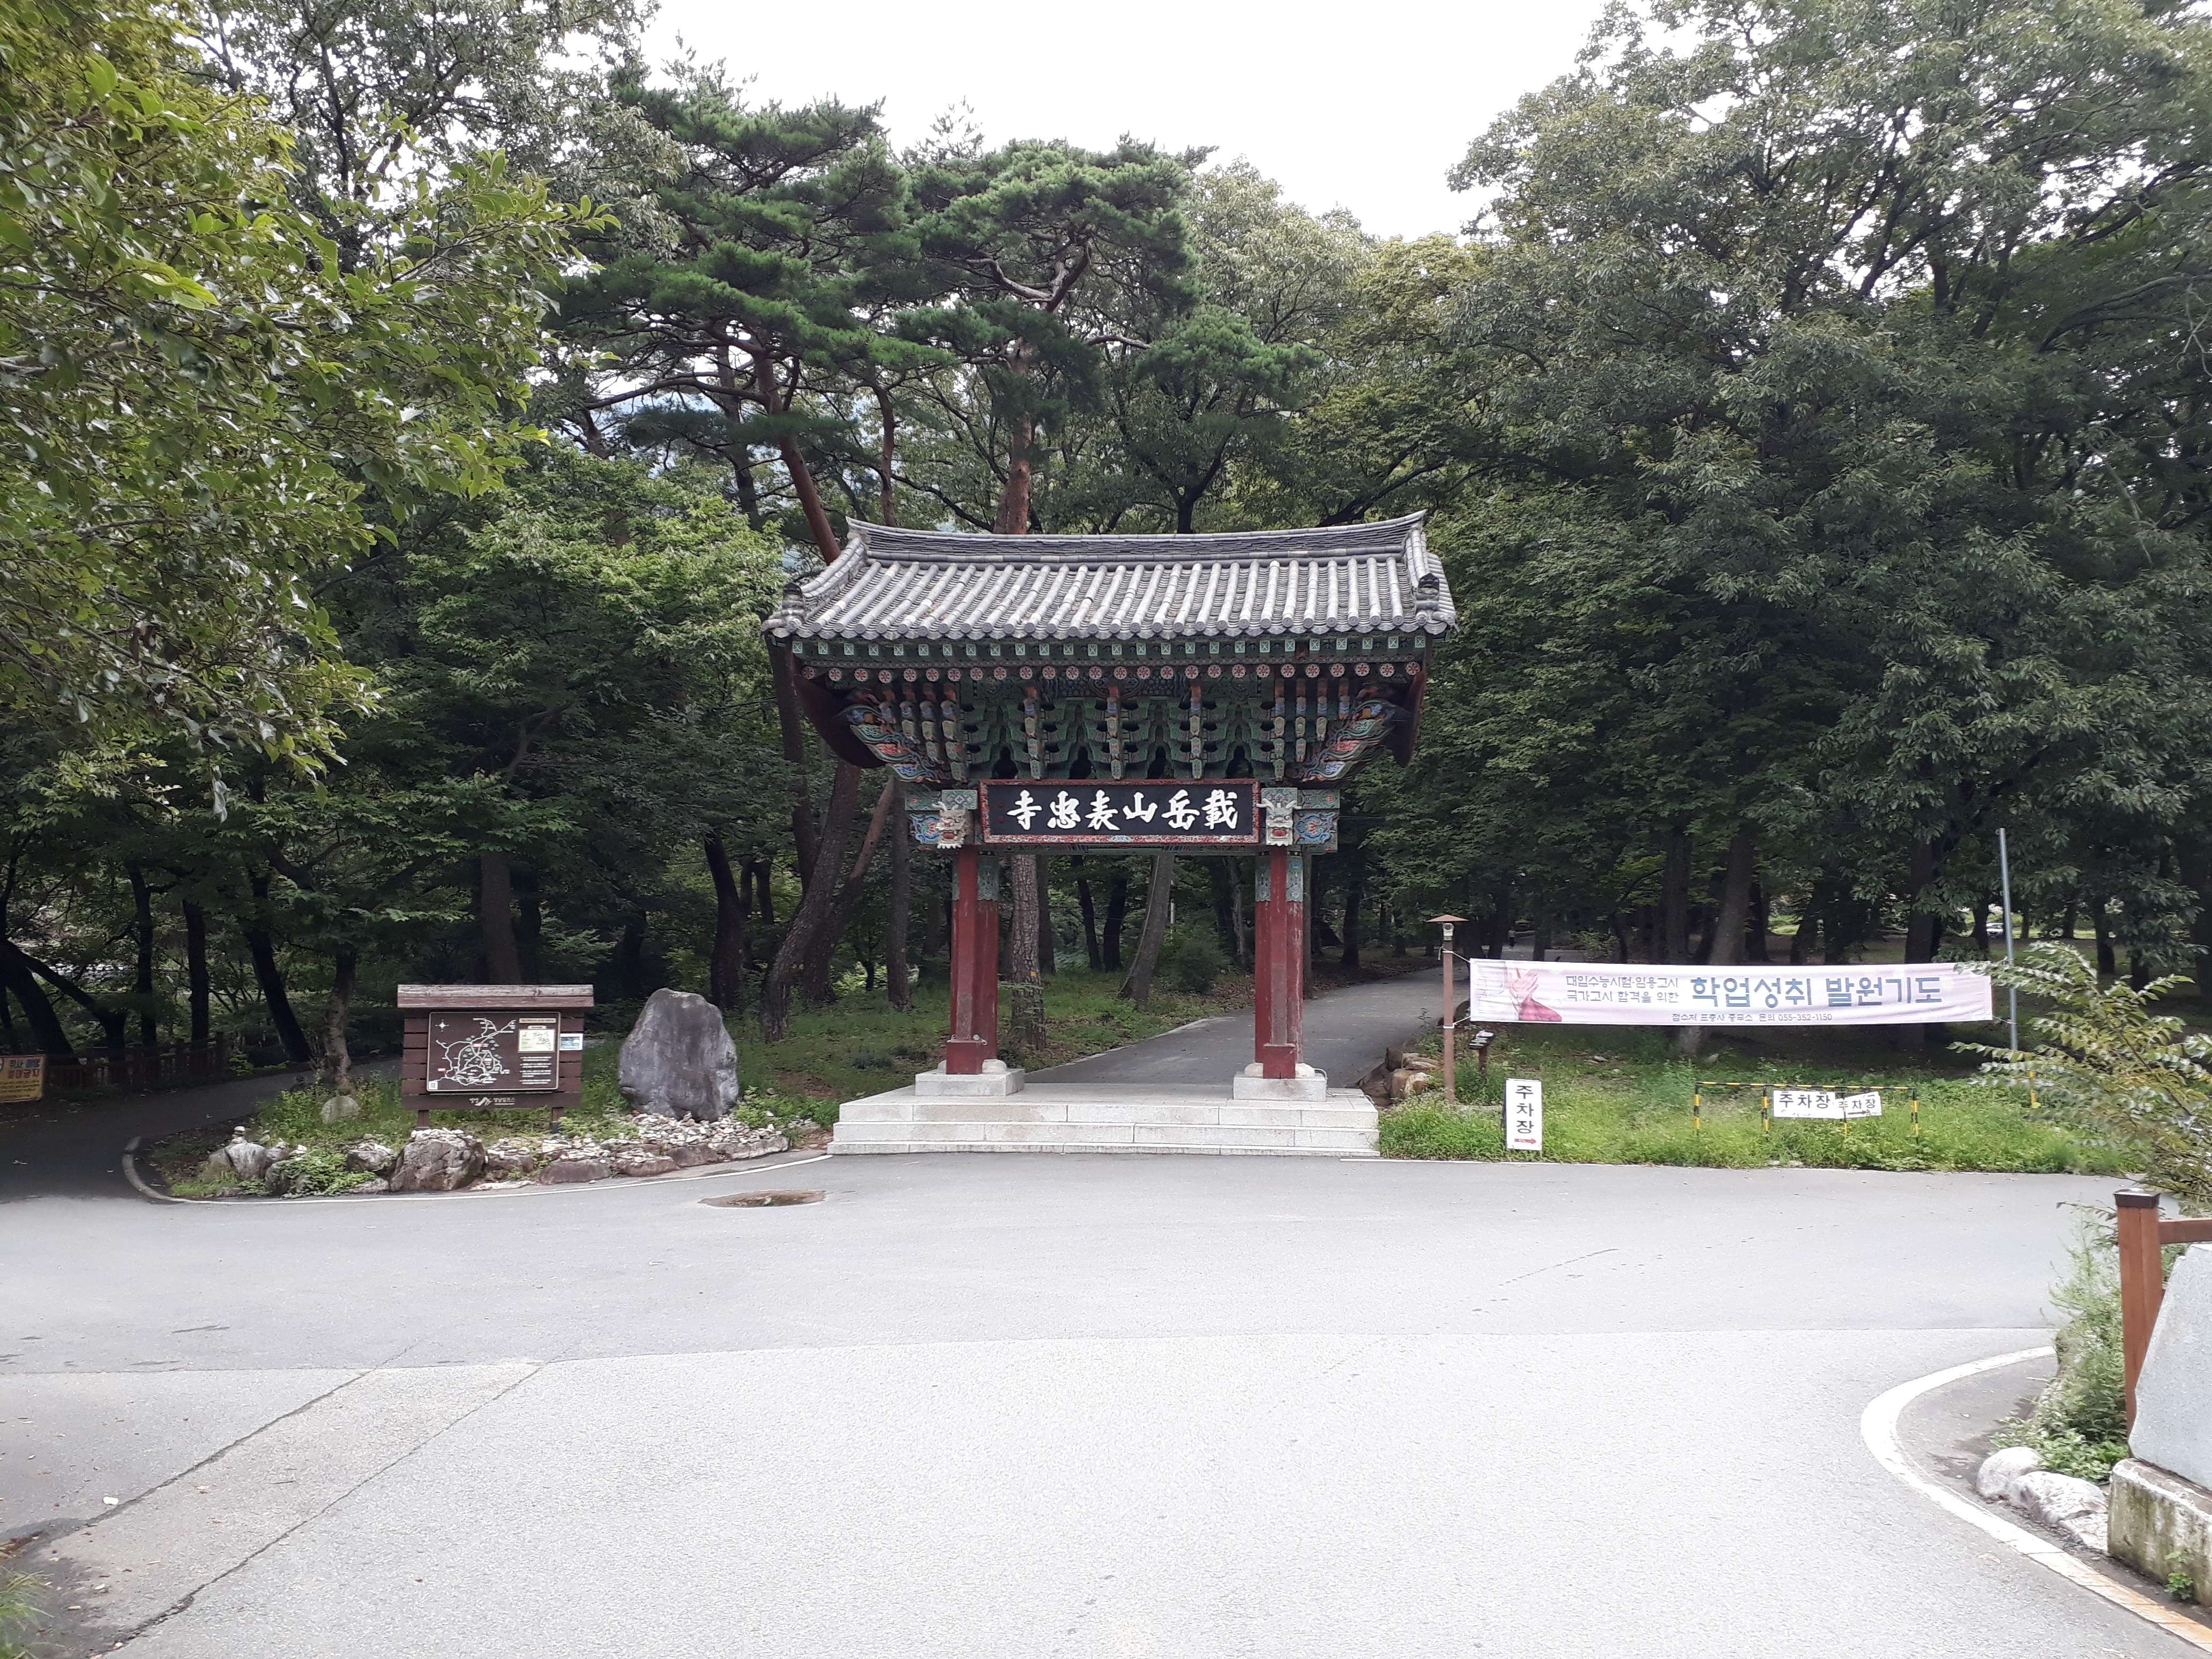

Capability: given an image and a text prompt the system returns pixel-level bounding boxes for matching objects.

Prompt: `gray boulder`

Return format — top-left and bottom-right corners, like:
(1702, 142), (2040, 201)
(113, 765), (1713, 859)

(618, 988), (741, 1120)
(2013, 1470), (2110, 1551)
(537, 1157), (611, 1184)
(390, 1128), (485, 1192)
(201, 1127), (274, 1184)
(2134, 1242), (2212, 1490)
(345, 1139), (397, 1176)
(1976, 1446), (2043, 1501)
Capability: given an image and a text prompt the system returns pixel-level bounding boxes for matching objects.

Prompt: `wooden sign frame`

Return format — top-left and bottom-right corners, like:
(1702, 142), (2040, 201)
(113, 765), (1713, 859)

(398, 984), (593, 1130)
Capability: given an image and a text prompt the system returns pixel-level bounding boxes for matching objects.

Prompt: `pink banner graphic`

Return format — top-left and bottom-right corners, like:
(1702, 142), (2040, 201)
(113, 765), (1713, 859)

(1464, 960), (1992, 1027)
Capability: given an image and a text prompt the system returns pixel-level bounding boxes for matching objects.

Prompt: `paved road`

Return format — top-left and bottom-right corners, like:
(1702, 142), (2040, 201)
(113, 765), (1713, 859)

(1035, 960), (1466, 1089)
(2, 996), (2193, 1658)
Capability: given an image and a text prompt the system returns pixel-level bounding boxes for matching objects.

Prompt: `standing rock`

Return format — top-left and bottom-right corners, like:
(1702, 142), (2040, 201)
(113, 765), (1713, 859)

(2013, 1470), (2110, 1550)
(537, 1157), (611, 1184)
(618, 988), (741, 1120)
(389, 1128), (485, 1192)
(320, 1094), (360, 1124)
(203, 1127), (274, 1184)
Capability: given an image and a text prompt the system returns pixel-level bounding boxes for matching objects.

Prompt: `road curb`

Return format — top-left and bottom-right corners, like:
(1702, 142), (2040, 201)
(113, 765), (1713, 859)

(119, 1135), (191, 1206)
(1862, 1346), (2212, 1651)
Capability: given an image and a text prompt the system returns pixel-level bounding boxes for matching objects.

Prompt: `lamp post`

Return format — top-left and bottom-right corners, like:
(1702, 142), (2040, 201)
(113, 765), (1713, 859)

(1431, 915), (1466, 1103)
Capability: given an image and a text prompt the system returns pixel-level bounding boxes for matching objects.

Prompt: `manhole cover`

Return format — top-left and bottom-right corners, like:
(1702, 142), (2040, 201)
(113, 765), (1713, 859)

(702, 1190), (826, 1208)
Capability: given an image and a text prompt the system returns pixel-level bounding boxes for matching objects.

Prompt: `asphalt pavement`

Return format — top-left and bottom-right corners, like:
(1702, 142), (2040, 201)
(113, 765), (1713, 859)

(2, 976), (2193, 1658)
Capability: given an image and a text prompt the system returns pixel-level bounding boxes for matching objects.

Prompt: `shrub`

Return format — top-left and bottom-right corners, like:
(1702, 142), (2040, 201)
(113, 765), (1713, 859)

(1992, 1213), (2133, 1481)
(1971, 942), (2212, 1205)
(1159, 928), (1225, 995)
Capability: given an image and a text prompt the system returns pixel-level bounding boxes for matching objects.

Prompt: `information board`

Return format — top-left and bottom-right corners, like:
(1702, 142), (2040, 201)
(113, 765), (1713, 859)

(425, 1012), (563, 1093)
(1770, 1089), (1883, 1120)
(0, 1055), (43, 1102)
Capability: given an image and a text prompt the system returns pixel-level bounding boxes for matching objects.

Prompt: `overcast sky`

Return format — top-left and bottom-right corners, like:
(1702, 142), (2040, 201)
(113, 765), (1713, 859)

(642, 0), (1616, 241)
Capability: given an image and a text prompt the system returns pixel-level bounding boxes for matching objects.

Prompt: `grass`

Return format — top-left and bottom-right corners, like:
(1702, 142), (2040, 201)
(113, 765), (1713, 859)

(0, 1568), (36, 1659)
(1377, 1022), (2139, 1176)
(143, 965), (1274, 1193)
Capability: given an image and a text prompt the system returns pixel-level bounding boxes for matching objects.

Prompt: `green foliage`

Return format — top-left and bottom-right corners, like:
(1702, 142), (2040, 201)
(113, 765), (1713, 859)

(0, 1568), (37, 1659)
(1158, 926), (1225, 995)
(1971, 943), (2212, 1206)
(1375, 1027), (2131, 1174)
(2170, 1571), (2198, 1604)
(1992, 1214), (2133, 1482)
(0, 0), (585, 757)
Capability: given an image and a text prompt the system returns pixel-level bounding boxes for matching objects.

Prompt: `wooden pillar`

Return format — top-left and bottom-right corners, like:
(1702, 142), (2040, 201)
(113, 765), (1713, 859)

(946, 848), (1001, 1074)
(1254, 851), (1305, 1078)
(2118, 1189), (2164, 1430)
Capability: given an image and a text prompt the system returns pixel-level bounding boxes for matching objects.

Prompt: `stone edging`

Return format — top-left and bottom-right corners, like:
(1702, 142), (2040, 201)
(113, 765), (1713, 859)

(118, 1137), (831, 1207)
(1860, 1346), (2212, 1653)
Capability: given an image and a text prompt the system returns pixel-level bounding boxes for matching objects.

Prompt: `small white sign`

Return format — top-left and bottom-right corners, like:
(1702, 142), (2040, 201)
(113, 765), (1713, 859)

(1770, 1089), (1841, 1120)
(1505, 1077), (1543, 1151)
(1841, 1090), (1882, 1119)
(558, 1032), (585, 1052)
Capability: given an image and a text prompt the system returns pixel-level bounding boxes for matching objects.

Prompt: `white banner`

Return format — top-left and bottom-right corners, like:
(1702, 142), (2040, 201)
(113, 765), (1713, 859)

(1505, 1078), (1543, 1150)
(1464, 961), (1991, 1027)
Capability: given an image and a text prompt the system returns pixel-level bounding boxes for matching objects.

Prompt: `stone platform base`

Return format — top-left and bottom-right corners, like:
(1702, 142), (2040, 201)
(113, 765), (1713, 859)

(912, 1061), (1027, 1097)
(2110, 1458), (2212, 1594)
(831, 1082), (1378, 1157)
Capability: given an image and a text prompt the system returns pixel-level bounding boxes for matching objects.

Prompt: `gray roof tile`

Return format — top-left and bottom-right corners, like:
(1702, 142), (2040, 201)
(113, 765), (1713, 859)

(765, 514), (1453, 645)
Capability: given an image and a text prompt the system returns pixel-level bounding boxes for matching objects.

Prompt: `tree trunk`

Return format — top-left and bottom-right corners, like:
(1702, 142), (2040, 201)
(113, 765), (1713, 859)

(244, 875), (312, 1064)
(1903, 838), (1946, 964)
(616, 916), (647, 999)
(1789, 908), (1819, 965)
(1707, 831), (1756, 967)
(513, 863), (543, 981)
(1529, 895), (1551, 964)
(128, 865), (158, 1045)
(705, 833), (749, 1013)
(2181, 845), (2212, 1004)
(1076, 868), (1103, 970)
(995, 409), (1035, 535)
(322, 947), (356, 1094)
(886, 778), (913, 1011)
(802, 774), (896, 1007)
(874, 384), (899, 526)
(1341, 881), (1363, 968)
(1036, 855), (1056, 976)
(758, 356), (844, 567)
(1661, 829), (1693, 962)
(770, 647), (821, 888)
(1103, 869), (1131, 970)
(1006, 854), (1047, 1052)
(184, 899), (211, 1052)
(0, 937), (72, 1057)
(477, 855), (525, 983)
(1119, 853), (1177, 1008)
(760, 762), (863, 1041)
(2094, 903), (2116, 977)
(748, 860), (776, 930)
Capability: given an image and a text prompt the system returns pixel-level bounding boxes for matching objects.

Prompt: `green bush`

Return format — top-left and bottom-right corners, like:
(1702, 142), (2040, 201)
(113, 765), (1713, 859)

(0, 1568), (38, 1659)
(1992, 1213), (2134, 1481)
(1160, 928), (1225, 994)
(266, 1145), (375, 1196)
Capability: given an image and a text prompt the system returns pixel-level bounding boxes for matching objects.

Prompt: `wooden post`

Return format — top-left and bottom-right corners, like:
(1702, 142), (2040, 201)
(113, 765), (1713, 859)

(945, 847), (1000, 1074)
(1254, 851), (1304, 1078)
(2118, 1189), (2164, 1430)
(1430, 915), (1465, 1104)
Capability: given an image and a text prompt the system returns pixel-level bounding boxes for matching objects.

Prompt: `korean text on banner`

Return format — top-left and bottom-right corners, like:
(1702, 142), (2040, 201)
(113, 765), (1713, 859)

(1505, 1078), (1543, 1151)
(1464, 961), (1991, 1027)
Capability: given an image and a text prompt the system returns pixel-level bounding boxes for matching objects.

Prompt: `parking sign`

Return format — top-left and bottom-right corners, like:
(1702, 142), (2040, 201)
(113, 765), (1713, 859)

(1505, 1077), (1543, 1151)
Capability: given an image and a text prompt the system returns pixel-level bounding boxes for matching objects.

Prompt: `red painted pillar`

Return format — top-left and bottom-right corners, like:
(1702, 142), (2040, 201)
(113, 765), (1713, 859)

(945, 848), (1000, 1073)
(1254, 851), (1305, 1078)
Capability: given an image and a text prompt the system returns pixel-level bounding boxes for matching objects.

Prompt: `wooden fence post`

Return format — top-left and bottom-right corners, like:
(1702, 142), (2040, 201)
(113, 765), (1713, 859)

(2117, 1189), (2165, 1431)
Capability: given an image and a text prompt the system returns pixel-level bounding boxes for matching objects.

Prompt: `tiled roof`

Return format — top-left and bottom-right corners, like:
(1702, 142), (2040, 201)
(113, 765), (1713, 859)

(765, 514), (1453, 645)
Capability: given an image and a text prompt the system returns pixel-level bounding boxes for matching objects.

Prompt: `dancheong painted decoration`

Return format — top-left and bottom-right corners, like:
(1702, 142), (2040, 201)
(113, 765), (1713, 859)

(764, 514), (1456, 1081)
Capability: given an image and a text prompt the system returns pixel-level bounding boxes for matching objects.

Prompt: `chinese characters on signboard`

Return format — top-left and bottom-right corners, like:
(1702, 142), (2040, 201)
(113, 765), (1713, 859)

(426, 1013), (563, 1092)
(1467, 961), (1991, 1027)
(981, 780), (1258, 846)
(1505, 1077), (1543, 1150)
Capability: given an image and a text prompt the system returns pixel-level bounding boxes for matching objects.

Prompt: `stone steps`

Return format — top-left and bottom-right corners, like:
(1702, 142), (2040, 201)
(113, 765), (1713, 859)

(830, 1085), (1379, 1157)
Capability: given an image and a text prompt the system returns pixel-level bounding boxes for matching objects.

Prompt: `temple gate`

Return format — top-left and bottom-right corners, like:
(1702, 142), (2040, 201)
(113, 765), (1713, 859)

(764, 514), (1456, 1154)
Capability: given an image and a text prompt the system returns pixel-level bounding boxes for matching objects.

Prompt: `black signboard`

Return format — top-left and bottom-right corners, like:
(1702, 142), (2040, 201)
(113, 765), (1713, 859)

(981, 779), (1259, 846)
(425, 1011), (563, 1093)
